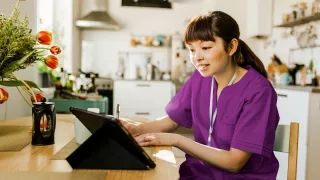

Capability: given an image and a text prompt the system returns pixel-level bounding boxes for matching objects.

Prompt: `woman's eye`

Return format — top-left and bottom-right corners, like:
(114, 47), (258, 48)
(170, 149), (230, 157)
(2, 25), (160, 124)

(202, 47), (211, 50)
(189, 49), (195, 52)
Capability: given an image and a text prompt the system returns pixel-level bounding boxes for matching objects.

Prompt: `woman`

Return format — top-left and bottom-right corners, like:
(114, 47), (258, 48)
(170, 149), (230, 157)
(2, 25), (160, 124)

(122, 11), (279, 180)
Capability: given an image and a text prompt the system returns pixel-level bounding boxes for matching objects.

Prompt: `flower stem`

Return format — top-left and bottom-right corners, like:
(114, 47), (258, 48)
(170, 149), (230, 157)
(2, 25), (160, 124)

(35, 50), (46, 56)
(35, 47), (50, 50)
(11, 73), (37, 103)
(16, 87), (33, 108)
(21, 86), (32, 96)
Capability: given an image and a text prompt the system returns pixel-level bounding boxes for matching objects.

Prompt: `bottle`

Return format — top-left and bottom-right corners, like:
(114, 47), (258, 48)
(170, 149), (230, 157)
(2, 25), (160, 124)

(146, 57), (158, 81)
(116, 56), (125, 79)
(300, 66), (307, 86)
(307, 60), (314, 85)
(179, 60), (188, 83)
(60, 68), (68, 88)
(172, 49), (183, 82)
(312, 70), (319, 86)
(87, 75), (96, 93)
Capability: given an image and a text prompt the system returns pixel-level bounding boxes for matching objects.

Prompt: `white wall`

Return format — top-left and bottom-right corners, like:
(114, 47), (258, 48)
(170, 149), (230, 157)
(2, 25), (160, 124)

(52, 0), (74, 73)
(214, 0), (260, 55)
(72, 0), (82, 74)
(37, 0), (75, 74)
(0, 0), (38, 120)
(214, 0), (247, 37)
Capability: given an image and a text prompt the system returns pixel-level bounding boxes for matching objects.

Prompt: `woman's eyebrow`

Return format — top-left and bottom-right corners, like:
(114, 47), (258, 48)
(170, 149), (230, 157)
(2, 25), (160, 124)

(199, 41), (212, 45)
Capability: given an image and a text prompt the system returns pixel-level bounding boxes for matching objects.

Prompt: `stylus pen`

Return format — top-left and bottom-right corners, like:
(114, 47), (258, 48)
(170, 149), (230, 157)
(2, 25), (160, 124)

(116, 104), (120, 120)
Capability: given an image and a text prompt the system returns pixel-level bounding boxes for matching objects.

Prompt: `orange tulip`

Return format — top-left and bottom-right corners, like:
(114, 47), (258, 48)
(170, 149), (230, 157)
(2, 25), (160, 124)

(31, 93), (44, 103)
(0, 88), (9, 104)
(45, 55), (58, 69)
(40, 119), (47, 129)
(37, 31), (52, 45)
(50, 46), (61, 55)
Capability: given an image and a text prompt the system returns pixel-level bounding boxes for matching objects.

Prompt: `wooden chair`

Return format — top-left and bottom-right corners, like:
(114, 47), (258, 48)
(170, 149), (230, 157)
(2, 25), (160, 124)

(274, 122), (299, 180)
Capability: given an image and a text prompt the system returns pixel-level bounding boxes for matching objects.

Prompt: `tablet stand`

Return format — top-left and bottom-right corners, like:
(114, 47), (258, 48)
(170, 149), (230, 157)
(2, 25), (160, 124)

(66, 122), (151, 170)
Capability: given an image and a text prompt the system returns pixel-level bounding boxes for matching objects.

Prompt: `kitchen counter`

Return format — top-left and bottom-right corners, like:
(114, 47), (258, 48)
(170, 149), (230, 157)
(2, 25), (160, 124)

(273, 84), (320, 93)
(0, 114), (180, 180)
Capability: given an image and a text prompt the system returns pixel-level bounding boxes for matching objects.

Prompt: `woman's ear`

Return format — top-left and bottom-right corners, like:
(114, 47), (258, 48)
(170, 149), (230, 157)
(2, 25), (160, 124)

(228, 38), (239, 56)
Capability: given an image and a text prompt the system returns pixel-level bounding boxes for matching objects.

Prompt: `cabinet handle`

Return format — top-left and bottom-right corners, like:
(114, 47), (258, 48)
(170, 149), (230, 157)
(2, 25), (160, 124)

(277, 93), (288, 97)
(137, 84), (150, 87)
(135, 112), (150, 115)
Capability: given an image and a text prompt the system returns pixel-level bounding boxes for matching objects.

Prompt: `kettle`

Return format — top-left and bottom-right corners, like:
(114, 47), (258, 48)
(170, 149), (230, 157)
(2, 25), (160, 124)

(32, 97), (56, 145)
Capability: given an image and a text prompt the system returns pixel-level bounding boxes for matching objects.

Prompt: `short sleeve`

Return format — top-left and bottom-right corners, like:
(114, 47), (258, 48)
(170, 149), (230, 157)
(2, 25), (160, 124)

(231, 87), (279, 157)
(165, 73), (195, 128)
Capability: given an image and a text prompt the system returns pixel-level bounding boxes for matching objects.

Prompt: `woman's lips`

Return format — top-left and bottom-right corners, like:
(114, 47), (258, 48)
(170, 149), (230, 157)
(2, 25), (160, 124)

(198, 64), (210, 71)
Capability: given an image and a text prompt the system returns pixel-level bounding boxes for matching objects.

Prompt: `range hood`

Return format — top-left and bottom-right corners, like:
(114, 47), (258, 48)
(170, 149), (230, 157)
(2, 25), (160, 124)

(76, 0), (120, 30)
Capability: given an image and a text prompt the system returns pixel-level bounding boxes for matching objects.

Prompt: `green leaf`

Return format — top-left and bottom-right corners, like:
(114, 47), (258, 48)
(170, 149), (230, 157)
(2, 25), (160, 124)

(0, 80), (42, 91)
(4, 50), (36, 69)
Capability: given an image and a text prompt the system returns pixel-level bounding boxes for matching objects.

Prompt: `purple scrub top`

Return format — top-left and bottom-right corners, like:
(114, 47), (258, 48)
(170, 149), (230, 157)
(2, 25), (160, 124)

(165, 65), (280, 180)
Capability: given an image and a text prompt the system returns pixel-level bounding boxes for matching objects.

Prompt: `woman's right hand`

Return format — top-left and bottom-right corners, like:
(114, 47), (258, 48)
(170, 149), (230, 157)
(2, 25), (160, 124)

(120, 120), (142, 137)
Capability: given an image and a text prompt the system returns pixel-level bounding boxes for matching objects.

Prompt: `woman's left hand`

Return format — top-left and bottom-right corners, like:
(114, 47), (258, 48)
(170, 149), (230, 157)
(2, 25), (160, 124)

(134, 133), (179, 147)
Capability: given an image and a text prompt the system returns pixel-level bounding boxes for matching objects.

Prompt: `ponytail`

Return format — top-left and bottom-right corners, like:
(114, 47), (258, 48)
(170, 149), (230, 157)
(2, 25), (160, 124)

(235, 39), (267, 78)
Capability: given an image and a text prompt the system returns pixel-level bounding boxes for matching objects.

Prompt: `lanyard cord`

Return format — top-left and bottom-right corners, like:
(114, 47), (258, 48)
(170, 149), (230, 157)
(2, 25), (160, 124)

(208, 66), (238, 146)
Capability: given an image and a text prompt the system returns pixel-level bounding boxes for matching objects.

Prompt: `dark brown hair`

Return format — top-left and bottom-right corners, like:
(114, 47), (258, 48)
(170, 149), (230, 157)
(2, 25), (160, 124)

(184, 11), (267, 78)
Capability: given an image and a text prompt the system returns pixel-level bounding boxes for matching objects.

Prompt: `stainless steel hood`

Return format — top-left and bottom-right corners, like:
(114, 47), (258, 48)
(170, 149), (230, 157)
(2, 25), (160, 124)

(76, 0), (120, 30)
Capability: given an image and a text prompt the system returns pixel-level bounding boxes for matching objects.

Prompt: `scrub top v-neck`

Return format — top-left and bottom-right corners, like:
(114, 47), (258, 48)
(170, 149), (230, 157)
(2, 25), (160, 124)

(208, 66), (238, 146)
(165, 65), (280, 180)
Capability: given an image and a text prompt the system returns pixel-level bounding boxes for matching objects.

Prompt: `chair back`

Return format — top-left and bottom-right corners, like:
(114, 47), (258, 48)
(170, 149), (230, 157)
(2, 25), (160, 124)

(274, 122), (299, 180)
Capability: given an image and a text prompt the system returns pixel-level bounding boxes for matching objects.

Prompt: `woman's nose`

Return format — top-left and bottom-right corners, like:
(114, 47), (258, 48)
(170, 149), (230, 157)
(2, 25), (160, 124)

(194, 50), (203, 61)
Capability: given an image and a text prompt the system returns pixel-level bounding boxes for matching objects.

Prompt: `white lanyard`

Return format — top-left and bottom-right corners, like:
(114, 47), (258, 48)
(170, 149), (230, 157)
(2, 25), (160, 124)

(207, 66), (238, 146)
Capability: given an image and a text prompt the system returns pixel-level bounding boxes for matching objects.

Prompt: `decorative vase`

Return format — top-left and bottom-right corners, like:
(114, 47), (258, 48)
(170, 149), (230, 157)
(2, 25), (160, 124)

(31, 97), (56, 145)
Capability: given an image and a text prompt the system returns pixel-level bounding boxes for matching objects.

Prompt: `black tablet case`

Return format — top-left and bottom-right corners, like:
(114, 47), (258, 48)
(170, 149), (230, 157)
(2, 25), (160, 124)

(67, 107), (156, 170)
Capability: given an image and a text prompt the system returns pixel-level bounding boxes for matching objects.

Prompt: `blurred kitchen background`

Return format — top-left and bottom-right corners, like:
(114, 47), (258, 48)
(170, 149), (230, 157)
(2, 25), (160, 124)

(2, 0), (320, 118)
(2, 0), (320, 179)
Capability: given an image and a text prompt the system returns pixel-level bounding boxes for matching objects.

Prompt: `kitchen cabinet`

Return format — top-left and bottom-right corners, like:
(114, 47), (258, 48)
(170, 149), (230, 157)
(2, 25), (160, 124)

(113, 81), (176, 120)
(274, 88), (320, 180)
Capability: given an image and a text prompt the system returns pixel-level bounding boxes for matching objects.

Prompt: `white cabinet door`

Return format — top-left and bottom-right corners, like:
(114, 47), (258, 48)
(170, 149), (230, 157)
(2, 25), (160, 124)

(114, 81), (175, 120)
(306, 93), (320, 180)
(274, 88), (309, 180)
(275, 89), (291, 180)
(275, 89), (291, 125)
(119, 108), (167, 120)
(286, 90), (309, 180)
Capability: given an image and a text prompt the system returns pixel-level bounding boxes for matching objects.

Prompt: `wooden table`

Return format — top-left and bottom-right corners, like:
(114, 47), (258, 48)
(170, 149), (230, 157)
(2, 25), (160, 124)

(0, 114), (180, 180)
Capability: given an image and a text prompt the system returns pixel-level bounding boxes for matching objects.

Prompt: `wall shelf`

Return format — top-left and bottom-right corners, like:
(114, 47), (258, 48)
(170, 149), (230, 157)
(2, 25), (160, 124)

(274, 13), (320, 28)
(119, 46), (171, 54)
(289, 45), (320, 51)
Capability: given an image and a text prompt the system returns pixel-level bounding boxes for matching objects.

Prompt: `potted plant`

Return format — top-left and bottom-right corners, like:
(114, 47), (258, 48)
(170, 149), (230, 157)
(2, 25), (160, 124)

(0, 0), (61, 107)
